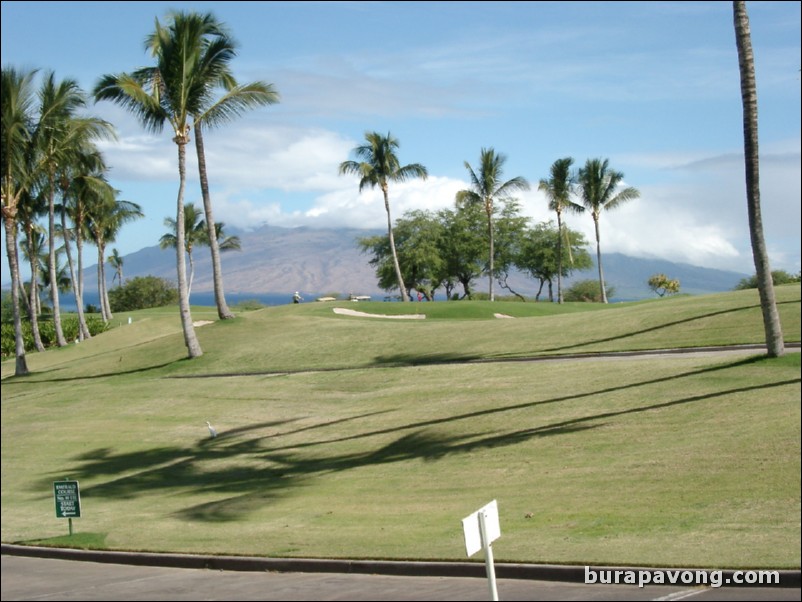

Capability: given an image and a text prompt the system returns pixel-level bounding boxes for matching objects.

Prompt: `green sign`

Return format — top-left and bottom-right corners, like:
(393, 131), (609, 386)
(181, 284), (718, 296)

(54, 480), (81, 518)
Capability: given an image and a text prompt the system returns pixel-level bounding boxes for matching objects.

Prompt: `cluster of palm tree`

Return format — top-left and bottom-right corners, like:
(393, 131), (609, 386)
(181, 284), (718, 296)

(93, 10), (279, 359)
(341, 135), (639, 305)
(2, 67), (142, 376)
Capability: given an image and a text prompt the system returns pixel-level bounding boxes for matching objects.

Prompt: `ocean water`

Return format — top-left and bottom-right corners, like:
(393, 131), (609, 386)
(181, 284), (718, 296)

(59, 291), (331, 313)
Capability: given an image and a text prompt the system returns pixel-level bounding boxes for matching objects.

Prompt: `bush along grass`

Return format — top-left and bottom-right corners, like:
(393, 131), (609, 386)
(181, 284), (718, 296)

(1, 314), (109, 358)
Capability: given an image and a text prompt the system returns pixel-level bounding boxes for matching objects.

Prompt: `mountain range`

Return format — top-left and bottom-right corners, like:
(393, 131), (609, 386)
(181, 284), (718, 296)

(86, 224), (749, 301)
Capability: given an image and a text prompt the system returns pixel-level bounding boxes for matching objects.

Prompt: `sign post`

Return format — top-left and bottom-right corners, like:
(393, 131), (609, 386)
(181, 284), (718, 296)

(462, 500), (501, 601)
(53, 480), (81, 535)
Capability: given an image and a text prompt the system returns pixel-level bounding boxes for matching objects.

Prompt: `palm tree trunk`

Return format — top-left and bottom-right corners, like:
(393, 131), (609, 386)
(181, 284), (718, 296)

(97, 241), (112, 322)
(383, 185), (408, 302)
(3, 215), (29, 375)
(76, 228), (91, 337)
(194, 122), (234, 319)
(62, 209), (90, 340)
(733, 0), (784, 357)
(175, 137), (203, 358)
(187, 249), (195, 300)
(486, 200), (494, 302)
(556, 210), (564, 304)
(47, 174), (67, 346)
(24, 226), (46, 351)
(593, 214), (608, 303)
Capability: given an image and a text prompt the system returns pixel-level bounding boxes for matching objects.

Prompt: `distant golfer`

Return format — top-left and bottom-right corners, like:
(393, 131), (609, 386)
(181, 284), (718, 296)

(293, 291), (303, 304)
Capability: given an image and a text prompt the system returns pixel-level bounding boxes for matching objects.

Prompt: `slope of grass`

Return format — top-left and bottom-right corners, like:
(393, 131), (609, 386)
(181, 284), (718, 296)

(1, 285), (800, 568)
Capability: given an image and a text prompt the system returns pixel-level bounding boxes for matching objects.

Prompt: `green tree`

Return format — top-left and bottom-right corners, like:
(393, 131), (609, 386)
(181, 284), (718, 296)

(108, 275), (179, 312)
(492, 200), (530, 301)
(34, 71), (114, 347)
(517, 221), (592, 302)
(108, 248), (124, 287)
(437, 203), (485, 299)
(85, 191), (143, 322)
(648, 273), (681, 297)
(160, 202), (207, 298)
(456, 148), (530, 301)
(734, 270), (799, 290)
(340, 131), (428, 302)
(147, 11), (279, 320)
(577, 158), (639, 304)
(1, 67), (38, 375)
(95, 13), (230, 357)
(564, 279), (615, 303)
(539, 157), (584, 304)
(733, 1), (784, 357)
(359, 209), (445, 300)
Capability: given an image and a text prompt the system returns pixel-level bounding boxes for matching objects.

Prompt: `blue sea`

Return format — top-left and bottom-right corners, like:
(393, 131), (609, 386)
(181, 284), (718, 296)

(59, 291), (329, 313)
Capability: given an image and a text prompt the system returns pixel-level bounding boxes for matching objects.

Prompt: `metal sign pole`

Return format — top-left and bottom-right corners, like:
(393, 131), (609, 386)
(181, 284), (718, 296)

(478, 508), (499, 601)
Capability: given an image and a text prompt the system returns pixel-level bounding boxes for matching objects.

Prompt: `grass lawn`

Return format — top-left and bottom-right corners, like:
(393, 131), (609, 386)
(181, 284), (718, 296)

(1, 285), (800, 569)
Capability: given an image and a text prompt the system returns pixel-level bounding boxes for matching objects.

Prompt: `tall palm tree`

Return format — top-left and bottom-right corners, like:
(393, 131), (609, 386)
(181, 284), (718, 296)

(146, 11), (278, 320)
(539, 157), (584, 304)
(61, 149), (109, 341)
(733, 1), (784, 357)
(108, 248), (124, 288)
(95, 13), (224, 358)
(85, 192), (143, 322)
(160, 202), (207, 298)
(339, 131), (427, 302)
(33, 71), (114, 347)
(1, 67), (37, 375)
(577, 158), (640, 304)
(456, 148), (530, 301)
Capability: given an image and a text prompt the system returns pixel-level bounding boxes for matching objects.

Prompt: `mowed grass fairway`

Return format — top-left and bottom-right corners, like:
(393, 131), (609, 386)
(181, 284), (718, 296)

(2, 285), (800, 569)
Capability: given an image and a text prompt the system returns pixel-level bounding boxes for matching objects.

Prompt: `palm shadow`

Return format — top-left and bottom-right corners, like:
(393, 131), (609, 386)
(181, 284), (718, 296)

(43, 356), (798, 522)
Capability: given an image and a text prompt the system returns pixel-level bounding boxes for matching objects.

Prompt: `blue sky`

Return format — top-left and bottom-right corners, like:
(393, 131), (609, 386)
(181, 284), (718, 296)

(2, 0), (800, 280)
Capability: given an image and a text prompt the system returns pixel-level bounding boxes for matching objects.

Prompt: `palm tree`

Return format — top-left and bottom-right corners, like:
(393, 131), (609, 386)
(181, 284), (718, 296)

(733, 1), (784, 357)
(577, 158), (640, 304)
(456, 148), (530, 301)
(160, 202), (207, 298)
(17, 185), (48, 350)
(108, 248), (124, 288)
(145, 12), (278, 320)
(1, 67), (37, 375)
(208, 222), (241, 252)
(61, 149), (109, 340)
(33, 71), (114, 347)
(95, 13), (222, 357)
(539, 157), (584, 304)
(339, 131), (427, 302)
(85, 192), (143, 322)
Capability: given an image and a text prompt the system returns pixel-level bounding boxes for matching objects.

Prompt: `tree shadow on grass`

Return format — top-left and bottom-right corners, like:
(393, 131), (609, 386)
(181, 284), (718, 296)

(488, 300), (799, 358)
(41, 355), (799, 522)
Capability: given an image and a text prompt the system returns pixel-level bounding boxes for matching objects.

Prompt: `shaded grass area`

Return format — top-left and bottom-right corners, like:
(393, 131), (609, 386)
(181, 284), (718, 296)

(1, 286), (800, 568)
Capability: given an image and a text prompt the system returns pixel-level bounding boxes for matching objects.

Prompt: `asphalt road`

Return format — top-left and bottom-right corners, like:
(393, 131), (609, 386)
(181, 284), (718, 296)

(2, 553), (800, 602)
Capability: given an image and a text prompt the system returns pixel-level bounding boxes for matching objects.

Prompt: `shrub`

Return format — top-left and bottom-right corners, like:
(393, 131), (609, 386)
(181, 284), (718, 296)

(734, 270), (801, 290)
(108, 276), (178, 312)
(564, 279), (615, 303)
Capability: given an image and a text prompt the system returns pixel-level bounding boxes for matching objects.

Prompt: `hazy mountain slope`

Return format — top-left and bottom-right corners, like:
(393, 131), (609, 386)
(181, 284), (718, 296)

(84, 225), (749, 300)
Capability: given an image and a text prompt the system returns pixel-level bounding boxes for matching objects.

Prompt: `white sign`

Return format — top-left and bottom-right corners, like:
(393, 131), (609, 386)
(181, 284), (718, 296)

(462, 499), (500, 557)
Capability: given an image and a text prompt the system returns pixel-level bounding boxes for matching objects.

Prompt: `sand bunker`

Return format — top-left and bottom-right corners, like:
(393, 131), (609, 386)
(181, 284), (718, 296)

(494, 313), (515, 319)
(193, 320), (215, 327)
(333, 308), (425, 320)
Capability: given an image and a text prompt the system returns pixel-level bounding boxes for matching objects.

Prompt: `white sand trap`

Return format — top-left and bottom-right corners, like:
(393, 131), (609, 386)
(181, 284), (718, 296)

(193, 320), (215, 327)
(494, 313), (515, 319)
(333, 307), (425, 319)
